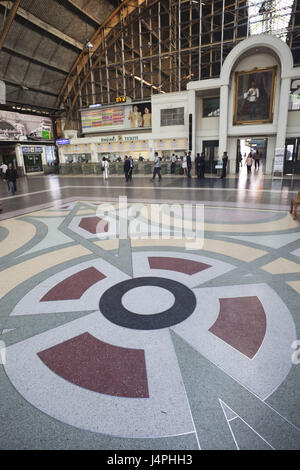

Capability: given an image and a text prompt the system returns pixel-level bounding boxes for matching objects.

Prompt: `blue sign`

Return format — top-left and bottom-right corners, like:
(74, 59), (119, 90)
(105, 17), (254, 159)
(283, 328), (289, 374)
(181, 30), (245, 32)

(22, 146), (43, 153)
(57, 139), (70, 145)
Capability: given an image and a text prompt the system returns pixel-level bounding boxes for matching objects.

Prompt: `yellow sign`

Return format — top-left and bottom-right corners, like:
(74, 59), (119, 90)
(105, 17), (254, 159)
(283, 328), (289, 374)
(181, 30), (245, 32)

(116, 96), (126, 103)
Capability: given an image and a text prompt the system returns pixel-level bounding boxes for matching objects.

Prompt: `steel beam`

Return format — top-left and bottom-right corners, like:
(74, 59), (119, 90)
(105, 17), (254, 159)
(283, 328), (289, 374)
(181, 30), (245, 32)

(0, 0), (21, 51)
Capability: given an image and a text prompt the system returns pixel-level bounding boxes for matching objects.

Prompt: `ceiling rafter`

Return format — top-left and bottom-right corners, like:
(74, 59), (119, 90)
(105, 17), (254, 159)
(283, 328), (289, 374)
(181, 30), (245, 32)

(0, 0), (21, 50)
(0, 1), (84, 49)
(1, 45), (69, 75)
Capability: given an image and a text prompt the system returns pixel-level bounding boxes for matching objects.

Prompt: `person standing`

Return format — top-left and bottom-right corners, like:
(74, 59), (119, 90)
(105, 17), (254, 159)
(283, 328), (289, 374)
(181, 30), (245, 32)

(170, 154), (176, 174)
(0, 161), (8, 179)
(124, 155), (130, 183)
(152, 152), (162, 181)
(199, 152), (205, 178)
(220, 152), (228, 179)
(246, 153), (253, 174)
(128, 156), (134, 181)
(6, 162), (18, 194)
(187, 151), (192, 178)
(102, 157), (109, 180)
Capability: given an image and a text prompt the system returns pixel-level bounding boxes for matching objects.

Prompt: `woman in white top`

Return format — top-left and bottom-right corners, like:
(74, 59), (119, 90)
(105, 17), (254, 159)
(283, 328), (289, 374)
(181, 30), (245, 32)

(102, 157), (109, 179)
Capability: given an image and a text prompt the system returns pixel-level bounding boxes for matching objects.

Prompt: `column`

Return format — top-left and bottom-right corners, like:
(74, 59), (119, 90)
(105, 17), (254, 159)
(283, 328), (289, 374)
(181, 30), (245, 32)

(275, 77), (291, 149)
(269, 77), (291, 175)
(218, 84), (229, 157)
(188, 89), (196, 160)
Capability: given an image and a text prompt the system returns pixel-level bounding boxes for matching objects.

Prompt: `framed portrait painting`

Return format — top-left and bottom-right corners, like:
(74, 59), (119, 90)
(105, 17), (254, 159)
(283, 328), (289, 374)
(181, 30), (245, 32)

(233, 66), (276, 125)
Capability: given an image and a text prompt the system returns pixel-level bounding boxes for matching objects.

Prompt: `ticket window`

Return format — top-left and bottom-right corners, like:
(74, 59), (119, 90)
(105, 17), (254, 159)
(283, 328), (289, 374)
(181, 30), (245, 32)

(23, 153), (43, 173)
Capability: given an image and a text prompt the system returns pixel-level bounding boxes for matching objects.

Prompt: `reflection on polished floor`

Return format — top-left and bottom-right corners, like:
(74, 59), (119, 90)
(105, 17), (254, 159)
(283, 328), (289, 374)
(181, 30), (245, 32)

(0, 173), (300, 450)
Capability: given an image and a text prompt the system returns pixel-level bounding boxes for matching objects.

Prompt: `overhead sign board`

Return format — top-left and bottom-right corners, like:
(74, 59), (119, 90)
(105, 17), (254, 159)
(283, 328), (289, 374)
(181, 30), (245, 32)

(0, 110), (53, 142)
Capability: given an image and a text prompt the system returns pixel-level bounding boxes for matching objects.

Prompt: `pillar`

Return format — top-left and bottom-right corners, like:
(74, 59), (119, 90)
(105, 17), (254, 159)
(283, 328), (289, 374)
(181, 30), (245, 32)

(218, 84), (229, 158)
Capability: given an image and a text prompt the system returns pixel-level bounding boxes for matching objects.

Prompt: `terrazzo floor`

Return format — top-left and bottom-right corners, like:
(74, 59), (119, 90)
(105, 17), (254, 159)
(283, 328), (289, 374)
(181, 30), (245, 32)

(0, 172), (300, 450)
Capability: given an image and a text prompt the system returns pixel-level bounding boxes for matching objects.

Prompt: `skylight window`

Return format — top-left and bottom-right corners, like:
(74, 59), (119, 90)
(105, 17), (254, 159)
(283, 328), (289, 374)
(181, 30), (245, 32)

(248, 0), (294, 40)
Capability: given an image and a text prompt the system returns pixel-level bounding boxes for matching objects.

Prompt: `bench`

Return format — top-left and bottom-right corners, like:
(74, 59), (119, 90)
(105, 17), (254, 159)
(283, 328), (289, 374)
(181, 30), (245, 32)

(290, 190), (300, 220)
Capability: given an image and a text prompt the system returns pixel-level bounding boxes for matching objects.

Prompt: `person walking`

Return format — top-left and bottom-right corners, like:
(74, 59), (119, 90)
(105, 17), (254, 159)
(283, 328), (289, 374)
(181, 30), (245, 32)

(170, 154), (176, 174)
(254, 150), (260, 170)
(124, 155), (130, 183)
(102, 157), (109, 180)
(152, 152), (162, 181)
(220, 152), (228, 179)
(187, 151), (192, 178)
(6, 162), (18, 194)
(246, 153), (253, 174)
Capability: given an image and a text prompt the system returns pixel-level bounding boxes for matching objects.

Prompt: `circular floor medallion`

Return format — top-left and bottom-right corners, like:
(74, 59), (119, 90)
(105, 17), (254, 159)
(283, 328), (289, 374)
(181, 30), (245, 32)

(99, 276), (197, 330)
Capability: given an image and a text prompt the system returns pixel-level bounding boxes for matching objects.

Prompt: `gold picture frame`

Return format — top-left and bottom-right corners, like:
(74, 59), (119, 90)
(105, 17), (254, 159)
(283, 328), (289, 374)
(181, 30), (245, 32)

(233, 66), (277, 125)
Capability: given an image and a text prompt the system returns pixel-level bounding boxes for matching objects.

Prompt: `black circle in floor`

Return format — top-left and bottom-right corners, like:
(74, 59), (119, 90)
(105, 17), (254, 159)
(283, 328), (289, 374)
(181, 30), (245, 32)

(99, 276), (197, 330)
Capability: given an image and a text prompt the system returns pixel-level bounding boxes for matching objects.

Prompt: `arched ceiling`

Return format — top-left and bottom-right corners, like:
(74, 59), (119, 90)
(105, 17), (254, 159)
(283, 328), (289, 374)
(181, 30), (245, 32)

(0, 0), (118, 112)
(1, 0), (300, 119)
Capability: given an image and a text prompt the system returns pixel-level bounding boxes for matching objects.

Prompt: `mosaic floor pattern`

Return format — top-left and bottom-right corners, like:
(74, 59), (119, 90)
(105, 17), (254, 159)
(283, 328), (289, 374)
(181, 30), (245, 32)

(0, 200), (300, 450)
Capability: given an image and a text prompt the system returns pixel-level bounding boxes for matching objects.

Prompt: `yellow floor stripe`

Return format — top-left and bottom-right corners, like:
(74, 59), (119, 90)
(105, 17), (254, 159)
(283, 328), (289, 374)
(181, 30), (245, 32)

(262, 257), (300, 274)
(94, 238), (266, 261)
(0, 245), (91, 298)
(0, 219), (36, 257)
(286, 280), (300, 294)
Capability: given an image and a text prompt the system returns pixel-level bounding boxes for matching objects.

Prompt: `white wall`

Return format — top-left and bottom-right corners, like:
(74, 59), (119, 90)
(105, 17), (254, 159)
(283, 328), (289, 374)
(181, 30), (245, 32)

(287, 110), (300, 137)
(195, 96), (219, 154)
(151, 91), (189, 140)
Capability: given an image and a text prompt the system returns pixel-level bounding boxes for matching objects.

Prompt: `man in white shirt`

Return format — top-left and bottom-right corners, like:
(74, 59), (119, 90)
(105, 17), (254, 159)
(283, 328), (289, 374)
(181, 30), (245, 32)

(0, 162), (8, 178)
(0, 162), (8, 189)
(171, 154), (176, 174)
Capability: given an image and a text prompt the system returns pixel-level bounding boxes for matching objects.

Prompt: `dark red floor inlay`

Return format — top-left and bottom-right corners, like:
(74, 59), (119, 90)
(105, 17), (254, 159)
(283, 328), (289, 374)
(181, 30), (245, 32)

(209, 296), (267, 358)
(41, 267), (106, 301)
(79, 217), (109, 234)
(148, 256), (211, 275)
(38, 333), (149, 398)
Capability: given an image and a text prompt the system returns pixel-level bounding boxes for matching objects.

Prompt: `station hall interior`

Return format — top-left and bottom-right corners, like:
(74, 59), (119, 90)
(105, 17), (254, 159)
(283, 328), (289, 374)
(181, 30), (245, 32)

(0, 0), (300, 452)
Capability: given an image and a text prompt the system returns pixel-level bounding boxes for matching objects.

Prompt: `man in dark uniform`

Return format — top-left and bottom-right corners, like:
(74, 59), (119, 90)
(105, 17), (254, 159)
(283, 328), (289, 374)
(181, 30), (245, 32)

(124, 156), (131, 183)
(220, 152), (228, 179)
